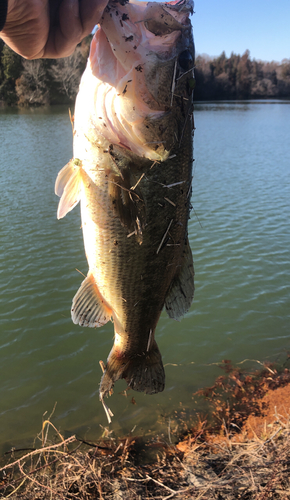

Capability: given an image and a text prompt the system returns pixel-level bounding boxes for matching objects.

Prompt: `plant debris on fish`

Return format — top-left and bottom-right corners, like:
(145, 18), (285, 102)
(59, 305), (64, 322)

(55, 0), (195, 422)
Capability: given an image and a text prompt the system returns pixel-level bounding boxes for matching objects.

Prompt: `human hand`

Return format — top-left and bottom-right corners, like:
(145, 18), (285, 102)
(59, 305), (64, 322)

(0, 0), (108, 59)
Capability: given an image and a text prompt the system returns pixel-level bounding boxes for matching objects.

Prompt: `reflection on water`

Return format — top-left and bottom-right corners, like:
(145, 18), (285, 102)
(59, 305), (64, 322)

(0, 102), (290, 452)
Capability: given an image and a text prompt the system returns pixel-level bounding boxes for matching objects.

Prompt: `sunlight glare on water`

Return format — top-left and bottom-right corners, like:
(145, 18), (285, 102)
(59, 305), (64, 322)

(0, 102), (289, 452)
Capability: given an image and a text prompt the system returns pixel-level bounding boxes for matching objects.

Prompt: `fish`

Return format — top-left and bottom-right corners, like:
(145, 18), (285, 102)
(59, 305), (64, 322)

(55, 0), (195, 422)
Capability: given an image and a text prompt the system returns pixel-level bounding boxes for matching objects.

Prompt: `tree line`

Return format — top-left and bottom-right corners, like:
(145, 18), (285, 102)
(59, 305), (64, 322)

(1, 41), (290, 106)
(0, 37), (91, 106)
(194, 50), (290, 100)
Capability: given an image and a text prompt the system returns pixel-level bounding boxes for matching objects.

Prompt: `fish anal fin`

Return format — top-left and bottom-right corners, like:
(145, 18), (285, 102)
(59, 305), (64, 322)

(165, 238), (195, 320)
(71, 273), (112, 328)
(99, 339), (165, 402)
(55, 159), (83, 219)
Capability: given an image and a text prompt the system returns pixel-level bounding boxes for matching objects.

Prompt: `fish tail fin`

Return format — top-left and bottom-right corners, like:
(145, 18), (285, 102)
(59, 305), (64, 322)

(124, 339), (165, 394)
(99, 340), (165, 402)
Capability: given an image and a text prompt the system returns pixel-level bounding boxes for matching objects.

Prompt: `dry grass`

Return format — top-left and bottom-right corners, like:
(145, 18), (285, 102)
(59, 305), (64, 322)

(1, 360), (290, 499)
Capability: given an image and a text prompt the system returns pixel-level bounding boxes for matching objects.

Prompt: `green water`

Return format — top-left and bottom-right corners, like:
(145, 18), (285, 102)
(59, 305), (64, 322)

(1, 102), (290, 452)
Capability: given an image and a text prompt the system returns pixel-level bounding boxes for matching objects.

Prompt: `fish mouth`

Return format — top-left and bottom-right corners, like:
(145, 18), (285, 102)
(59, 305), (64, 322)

(82, 0), (194, 160)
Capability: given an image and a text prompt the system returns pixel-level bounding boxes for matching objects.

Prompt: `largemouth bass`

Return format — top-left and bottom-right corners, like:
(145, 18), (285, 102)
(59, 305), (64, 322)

(55, 0), (195, 421)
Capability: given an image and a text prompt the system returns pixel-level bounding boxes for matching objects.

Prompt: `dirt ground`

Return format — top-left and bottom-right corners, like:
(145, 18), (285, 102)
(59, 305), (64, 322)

(242, 383), (290, 439)
(1, 359), (290, 499)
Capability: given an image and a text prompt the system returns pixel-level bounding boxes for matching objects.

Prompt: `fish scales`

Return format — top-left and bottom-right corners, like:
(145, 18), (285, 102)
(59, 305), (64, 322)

(55, 0), (195, 420)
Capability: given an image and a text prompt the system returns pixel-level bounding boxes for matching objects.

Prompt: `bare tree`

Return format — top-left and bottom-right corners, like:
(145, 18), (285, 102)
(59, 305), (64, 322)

(49, 47), (85, 100)
(16, 59), (48, 105)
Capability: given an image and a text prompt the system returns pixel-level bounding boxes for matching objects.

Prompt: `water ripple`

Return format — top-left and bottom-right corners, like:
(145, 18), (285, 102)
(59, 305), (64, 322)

(0, 103), (290, 451)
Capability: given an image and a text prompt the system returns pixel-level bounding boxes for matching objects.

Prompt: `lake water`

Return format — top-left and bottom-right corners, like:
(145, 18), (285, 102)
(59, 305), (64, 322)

(1, 101), (290, 453)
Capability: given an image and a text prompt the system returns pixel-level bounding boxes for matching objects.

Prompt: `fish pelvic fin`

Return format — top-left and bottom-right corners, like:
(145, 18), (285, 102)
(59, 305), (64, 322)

(71, 273), (112, 328)
(55, 158), (83, 219)
(99, 339), (165, 402)
(165, 237), (195, 320)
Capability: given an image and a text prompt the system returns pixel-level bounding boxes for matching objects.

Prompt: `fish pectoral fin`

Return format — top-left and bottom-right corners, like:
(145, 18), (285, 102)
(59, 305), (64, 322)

(99, 340), (165, 402)
(55, 159), (83, 219)
(165, 237), (195, 320)
(71, 273), (112, 328)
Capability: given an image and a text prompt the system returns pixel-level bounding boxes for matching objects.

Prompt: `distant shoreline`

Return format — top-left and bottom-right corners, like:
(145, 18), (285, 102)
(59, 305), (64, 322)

(1, 97), (290, 111)
(1, 41), (289, 107)
(194, 51), (290, 101)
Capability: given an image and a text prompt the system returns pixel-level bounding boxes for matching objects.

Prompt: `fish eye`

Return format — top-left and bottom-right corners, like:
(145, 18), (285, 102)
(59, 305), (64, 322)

(178, 50), (194, 71)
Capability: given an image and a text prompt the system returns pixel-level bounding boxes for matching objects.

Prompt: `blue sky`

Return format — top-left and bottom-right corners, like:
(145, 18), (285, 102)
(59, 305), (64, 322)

(191, 0), (290, 62)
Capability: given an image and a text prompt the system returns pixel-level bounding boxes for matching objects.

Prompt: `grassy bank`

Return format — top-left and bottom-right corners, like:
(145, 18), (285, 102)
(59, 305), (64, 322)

(1, 359), (290, 499)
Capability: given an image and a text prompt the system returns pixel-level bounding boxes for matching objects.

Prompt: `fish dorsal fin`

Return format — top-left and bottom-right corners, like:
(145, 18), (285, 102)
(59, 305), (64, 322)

(55, 159), (83, 219)
(71, 273), (112, 328)
(165, 238), (195, 320)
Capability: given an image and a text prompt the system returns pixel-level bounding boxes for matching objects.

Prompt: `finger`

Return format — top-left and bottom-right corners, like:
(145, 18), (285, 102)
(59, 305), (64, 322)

(43, 0), (82, 58)
(43, 0), (108, 58)
(79, 0), (109, 35)
(1, 0), (50, 59)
